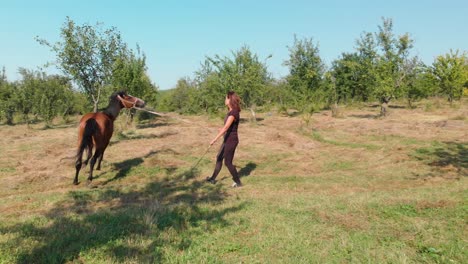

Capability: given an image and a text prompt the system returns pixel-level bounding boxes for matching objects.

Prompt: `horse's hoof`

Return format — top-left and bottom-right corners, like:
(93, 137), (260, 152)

(73, 181), (79, 185)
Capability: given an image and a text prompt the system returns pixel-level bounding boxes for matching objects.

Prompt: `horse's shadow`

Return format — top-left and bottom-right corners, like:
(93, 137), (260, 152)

(2, 151), (241, 263)
(348, 114), (379, 119)
(100, 157), (145, 185)
(110, 131), (178, 146)
(99, 149), (172, 185)
(136, 121), (170, 129)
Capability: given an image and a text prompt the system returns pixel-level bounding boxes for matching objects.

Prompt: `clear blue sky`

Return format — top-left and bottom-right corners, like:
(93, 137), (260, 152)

(1, 0), (467, 90)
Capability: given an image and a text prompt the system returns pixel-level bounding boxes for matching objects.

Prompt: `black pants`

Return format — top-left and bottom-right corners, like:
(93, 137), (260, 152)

(210, 138), (240, 184)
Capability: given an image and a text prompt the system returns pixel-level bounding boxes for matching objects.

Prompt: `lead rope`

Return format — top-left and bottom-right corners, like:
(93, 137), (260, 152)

(132, 106), (218, 171)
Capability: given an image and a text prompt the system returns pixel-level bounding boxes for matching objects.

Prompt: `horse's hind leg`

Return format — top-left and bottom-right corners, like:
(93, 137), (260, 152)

(96, 150), (105, 170)
(83, 145), (92, 166)
(88, 149), (103, 183)
(74, 156), (83, 185)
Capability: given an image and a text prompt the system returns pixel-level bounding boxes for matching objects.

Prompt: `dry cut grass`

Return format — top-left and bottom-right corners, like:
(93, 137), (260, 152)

(0, 100), (466, 263)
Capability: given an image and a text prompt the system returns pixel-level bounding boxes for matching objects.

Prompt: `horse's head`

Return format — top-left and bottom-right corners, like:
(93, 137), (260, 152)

(113, 91), (145, 109)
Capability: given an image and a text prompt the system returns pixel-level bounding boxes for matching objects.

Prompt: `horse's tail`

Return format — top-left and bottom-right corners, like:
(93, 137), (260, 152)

(76, 118), (98, 160)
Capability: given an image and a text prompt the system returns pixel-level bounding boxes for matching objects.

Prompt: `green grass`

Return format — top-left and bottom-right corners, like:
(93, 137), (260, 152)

(369, 134), (426, 146)
(0, 106), (467, 263)
(0, 167), (16, 173)
(307, 130), (381, 150)
(1, 166), (466, 263)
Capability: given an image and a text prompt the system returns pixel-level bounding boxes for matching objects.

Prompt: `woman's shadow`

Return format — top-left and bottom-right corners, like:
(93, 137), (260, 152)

(239, 162), (257, 178)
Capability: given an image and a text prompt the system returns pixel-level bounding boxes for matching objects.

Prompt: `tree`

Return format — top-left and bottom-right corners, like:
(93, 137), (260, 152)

(111, 45), (158, 105)
(431, 49), (468, 102)
(401, 58), (431, 108)
(196, 46), (271, 119)
(354, 32), (379, 102)
(37, 17), (127, 112)
(0, 69), (16, 125)
(17, 68), (42, 124)
(111, 45), (158, 121)
(262, 79), (290, 112)
(331, 52), (361, 103)
(331, 32), (379, 106)
(194, 59), (224, 113)
(284, 36), (325, 112)
(16, 69), (74, 126)
(166, 77), (200, 113)
(374, 18), (415, 116)
(37, 75), (72, 126)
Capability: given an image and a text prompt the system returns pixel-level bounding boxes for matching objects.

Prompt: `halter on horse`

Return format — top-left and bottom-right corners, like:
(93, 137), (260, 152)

(74, 91), (145, 185)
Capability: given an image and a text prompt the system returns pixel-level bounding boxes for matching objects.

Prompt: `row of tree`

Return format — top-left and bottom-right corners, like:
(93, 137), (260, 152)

(1, 17), (467, 126)
(1, 17), (158, 126)
(161, 18), (467, 118)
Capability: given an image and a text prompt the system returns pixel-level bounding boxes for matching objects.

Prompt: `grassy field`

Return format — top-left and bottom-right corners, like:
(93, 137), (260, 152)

(0, 100), (466, 263)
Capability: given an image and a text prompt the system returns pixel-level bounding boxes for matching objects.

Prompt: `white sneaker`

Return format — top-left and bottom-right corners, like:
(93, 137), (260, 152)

(231, 182), (242, 188)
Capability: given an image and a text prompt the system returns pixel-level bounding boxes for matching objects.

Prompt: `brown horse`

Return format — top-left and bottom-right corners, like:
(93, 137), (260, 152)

(74, 91), (145, 185)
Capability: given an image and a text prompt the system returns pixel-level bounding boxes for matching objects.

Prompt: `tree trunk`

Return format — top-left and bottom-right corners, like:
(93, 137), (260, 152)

(380, 97), (391, 117)
(249, 107), (257, 123)
(93, 101), (98, 113)
(92, 90), (101, 113)
(129, 108), (136, 124)
(407, 98), (413, 109)
(6, 116), (14, 126)
(331, 102), (342, 118)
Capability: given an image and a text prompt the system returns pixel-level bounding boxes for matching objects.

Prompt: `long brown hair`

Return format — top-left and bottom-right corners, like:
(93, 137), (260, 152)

(227, 91), (241, 112)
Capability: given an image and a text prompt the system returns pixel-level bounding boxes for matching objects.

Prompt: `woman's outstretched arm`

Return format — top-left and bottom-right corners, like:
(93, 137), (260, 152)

(210, 116), (235, 145)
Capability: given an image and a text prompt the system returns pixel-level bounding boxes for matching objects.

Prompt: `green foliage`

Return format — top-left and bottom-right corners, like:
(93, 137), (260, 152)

(37, 17), (128, 112)
(15, 69), (77, 125)
(431, 49), (468, 102)
(0, 70), (17, 125)
(16, 68), (39, 123)
(36, 75), (74, 126)
(2, 17), (466, 121)
(0, 67), (93, 126)
(284, 35), (325, 111)
(330, 17), (421, 116)
(332, 52), (364, 103)
(157, 46), (275, 117)
(164, 78), (200, 114)
(206, 46), (271, 110)
(161, 46), (273, 115)
(404, 62), (434, 108)
(256, 79), (294, 114)
(331, 33), (378, 103)
(111, 45), (158, 108)
(192, 60), (223, 113)
(374, 17), (415, 105)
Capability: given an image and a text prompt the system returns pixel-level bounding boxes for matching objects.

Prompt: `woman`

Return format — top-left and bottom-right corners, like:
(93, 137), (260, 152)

(206, 91), (242, 187)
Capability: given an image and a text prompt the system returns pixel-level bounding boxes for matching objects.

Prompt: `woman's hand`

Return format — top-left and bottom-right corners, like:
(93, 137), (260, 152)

(210, 138), (217, 146)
